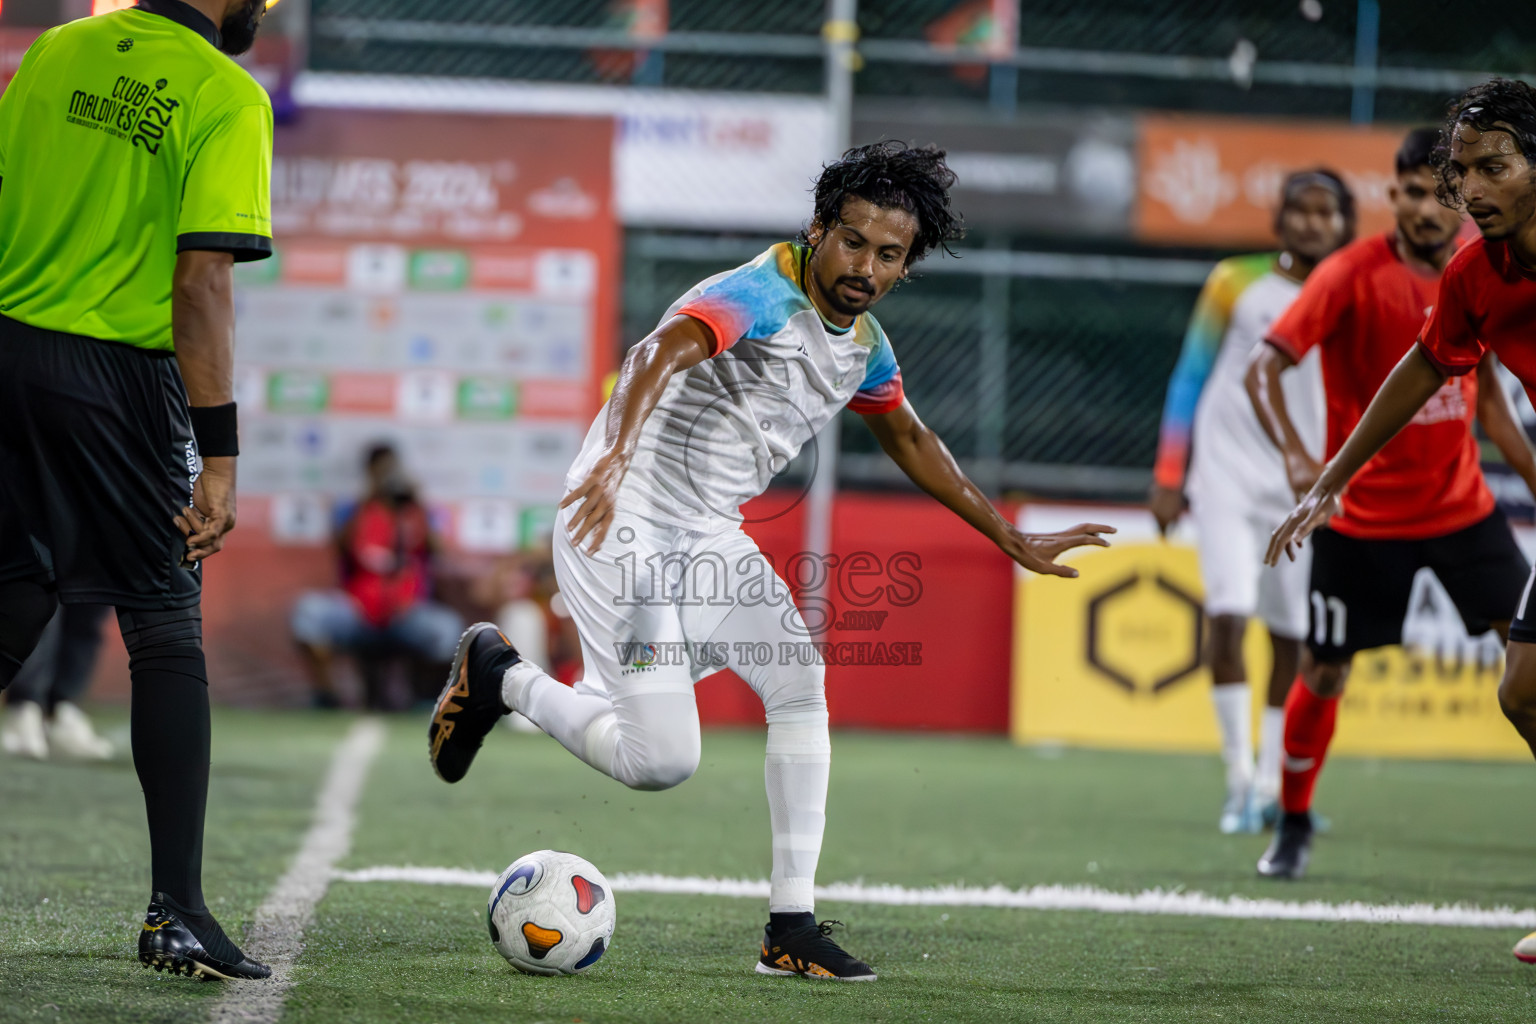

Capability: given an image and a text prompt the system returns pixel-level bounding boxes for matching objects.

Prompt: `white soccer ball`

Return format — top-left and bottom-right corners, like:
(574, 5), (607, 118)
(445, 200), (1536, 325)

(487, 850), (615, 975)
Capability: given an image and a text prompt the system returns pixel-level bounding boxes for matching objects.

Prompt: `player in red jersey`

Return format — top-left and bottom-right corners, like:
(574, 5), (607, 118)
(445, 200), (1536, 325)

(1268, 78), (1536, 964)
(1246, 125), (1536, 881)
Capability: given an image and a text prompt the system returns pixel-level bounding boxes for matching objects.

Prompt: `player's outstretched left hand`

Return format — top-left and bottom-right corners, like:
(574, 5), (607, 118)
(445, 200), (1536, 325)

(1003, 523), (1115, 579)
(1266, 480), (1341, 566)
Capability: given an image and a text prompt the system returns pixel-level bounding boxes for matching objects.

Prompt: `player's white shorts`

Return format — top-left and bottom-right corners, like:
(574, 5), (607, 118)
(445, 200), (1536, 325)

(1189, 489), (1311, 639)
(551, 502), (814, 703)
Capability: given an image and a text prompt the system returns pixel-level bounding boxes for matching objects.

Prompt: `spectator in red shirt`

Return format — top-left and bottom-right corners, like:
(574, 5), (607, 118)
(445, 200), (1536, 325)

(291, 444), (463, 709)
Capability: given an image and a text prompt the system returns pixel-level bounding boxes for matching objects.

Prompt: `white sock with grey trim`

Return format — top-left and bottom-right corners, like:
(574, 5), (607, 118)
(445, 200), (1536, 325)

(1255, 705), (1286, 803)
(764, 713), (831, 913)
(503, 660), (620, 777)
(1211, 683), (1253, 799)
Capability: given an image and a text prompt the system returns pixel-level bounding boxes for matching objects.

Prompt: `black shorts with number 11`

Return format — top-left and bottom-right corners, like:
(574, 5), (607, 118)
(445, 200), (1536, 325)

(1306, 511), (1530, 662)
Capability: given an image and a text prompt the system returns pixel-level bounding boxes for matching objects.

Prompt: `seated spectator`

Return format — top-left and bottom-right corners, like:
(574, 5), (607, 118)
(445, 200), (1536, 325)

(291, 443), (463, 709)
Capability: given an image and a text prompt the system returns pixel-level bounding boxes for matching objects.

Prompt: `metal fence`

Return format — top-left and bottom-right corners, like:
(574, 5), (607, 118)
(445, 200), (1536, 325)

(301, 1), (1536, 501)
(310, 1), (1536, 122)
(624, 233), (1206, 501)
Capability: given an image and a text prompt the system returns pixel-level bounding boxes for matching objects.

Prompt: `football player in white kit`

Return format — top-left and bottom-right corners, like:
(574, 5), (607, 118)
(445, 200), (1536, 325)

(428, 143), (1114, 980)
(1149, 170), (1355, 834)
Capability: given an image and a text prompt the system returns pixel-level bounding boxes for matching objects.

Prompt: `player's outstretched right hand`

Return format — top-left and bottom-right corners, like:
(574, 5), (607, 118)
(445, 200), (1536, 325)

(560, 451), (629, 555)
(176, 455), (237, 566)
(1003, 523), (1115, 579)
(1266, 480), (1342, 566)
(1148, 484), (1186, 536)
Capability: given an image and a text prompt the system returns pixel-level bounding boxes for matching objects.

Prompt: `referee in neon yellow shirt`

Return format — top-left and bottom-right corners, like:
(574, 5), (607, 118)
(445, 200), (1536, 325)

(0, 0), (278, 980)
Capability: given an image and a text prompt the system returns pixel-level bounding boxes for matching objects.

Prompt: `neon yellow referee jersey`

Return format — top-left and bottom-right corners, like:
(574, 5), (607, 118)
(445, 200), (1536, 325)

(0, 0), (273, 351)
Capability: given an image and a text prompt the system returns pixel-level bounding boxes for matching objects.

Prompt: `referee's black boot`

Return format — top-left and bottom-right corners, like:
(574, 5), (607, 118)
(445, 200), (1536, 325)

(1256, 811), (1313, 880)
(139, 896), (270, 980)
(429, 622), (521, 783)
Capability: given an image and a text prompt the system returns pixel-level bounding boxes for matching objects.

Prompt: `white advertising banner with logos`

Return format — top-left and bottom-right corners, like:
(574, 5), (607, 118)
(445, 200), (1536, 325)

(294, 73), (835, 232)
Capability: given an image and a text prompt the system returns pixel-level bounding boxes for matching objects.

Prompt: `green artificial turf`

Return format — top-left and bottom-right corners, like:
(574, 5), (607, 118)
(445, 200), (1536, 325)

(3, 710), (1534, 1023)
(0, 709), (348, 1024)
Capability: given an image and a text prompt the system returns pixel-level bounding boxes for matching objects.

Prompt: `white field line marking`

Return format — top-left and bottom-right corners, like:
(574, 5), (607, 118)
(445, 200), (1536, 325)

(208, 718), (385, 1024)
(332, 865), (1536, 931)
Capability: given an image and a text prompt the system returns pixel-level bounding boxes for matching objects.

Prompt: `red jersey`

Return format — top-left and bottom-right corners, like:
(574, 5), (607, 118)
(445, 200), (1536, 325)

(1266, 232), (1492, 540)
(1419, 237), (1536, 408)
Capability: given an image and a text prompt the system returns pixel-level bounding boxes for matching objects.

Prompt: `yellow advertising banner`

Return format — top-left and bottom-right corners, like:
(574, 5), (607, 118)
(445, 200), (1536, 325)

(1012, 540), (1528, 761)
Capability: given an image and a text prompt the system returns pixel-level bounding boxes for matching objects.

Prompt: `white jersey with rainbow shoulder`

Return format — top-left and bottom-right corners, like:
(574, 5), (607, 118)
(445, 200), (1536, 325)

(566, 242), (905, 531)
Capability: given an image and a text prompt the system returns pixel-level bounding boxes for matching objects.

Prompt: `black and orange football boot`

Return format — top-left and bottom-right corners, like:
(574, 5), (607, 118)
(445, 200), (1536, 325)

(756, 919), (876, 981)
(429, 622), (521, 783)
(138, 897), (270, 980)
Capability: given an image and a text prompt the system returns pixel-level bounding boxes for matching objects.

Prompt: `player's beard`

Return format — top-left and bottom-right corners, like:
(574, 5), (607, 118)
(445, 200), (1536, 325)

(219, 0), (267, 56)
(824, 276), (876, 318)
(1401, 221), (1454, 263)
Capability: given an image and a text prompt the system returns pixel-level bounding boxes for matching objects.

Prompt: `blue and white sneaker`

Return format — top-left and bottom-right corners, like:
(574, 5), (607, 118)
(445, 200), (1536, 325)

(1219, 788), (1263, 834)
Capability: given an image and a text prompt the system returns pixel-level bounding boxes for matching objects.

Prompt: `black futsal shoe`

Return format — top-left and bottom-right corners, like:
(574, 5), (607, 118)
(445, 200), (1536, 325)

(429, 622), (521, 783)
(756, 920), (877, 981)
(1257, 811), (1314, 880)
(138, 898), (270, 980)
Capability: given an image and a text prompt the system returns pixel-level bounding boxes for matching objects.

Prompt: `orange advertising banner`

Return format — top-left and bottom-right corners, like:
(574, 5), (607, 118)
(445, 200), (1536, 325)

(1136, 114), (1407, 246)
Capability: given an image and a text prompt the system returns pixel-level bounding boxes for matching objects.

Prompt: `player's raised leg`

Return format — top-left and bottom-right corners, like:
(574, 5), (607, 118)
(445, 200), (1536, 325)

(431, 507), (702, 792)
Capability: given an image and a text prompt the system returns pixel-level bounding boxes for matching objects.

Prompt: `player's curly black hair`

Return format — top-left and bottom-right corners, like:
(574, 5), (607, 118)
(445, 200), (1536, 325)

(1431, 77), (1536, 208)
(798, 141), (965, 266)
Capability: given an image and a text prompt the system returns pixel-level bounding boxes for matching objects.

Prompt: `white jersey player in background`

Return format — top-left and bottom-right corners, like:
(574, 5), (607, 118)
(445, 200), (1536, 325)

(429, 143), (1114, 980)
(1149, 170), (1355, 833)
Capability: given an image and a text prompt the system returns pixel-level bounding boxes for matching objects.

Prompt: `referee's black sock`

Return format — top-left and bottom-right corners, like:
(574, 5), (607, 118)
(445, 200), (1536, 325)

(155, 891), (243, 966)
(128, 643), (240, 963)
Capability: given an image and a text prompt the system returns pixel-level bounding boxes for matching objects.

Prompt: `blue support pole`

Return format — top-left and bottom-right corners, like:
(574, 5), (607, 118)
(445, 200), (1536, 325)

(989, 63), (1018, 115)
(1351, 0), (1379, 125)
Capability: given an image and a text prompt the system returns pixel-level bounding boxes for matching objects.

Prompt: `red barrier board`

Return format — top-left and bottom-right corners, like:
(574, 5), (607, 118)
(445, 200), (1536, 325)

(693, 491), (1017, 733)
(91, 491), (1018, 732)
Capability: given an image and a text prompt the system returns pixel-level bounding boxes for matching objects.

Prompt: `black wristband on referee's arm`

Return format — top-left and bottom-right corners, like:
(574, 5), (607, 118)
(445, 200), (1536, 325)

(189, 402), (239, 458)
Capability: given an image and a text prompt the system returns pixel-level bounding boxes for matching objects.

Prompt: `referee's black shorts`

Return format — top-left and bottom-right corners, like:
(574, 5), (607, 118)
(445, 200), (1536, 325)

(0, 314), (202, 610)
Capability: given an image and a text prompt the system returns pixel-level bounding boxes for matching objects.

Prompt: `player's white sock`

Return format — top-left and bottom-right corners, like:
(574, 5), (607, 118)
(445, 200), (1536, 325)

(764, 712), (830, 913)
(1211, 683), (1253, 798)
(504, 661), (700, 790)
(1255, 705), (1286, 803)
(503, 661), (621, 777)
